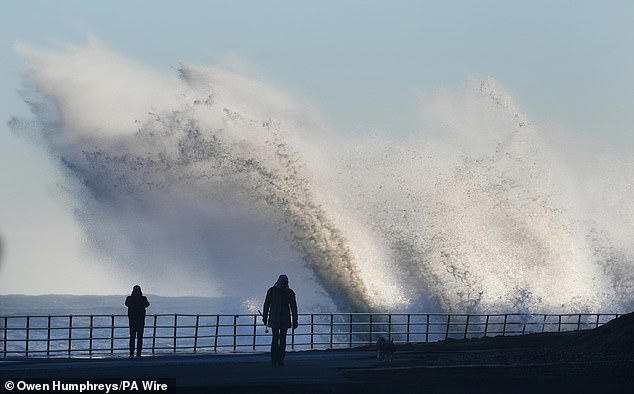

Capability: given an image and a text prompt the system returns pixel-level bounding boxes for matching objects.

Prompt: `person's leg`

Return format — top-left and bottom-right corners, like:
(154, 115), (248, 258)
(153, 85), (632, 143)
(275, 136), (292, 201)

(129, 323), (136, 358)
(270, 328), (280, 364)
(278, 328), (288, 364)
(136, 323), (144, 357)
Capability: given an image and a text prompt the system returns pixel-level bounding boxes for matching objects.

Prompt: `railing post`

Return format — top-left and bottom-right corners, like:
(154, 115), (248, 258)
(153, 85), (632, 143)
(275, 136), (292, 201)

(194, 315), (200, 352)
(463, 315), (470, 339)
(349, 314), (353, 348)
(329, 314), (333, 349)
(406, 314), (410, 344)
(369, 314), (373, 344)
(152, 315), (157, 354)
(310, 314), (314, 350)
(576, 314), (581, 331)
(557, 314), (562, 332)
(214, 315), (219, 352)
(388, 314), (392, 341)
(233, 315), (237, 352)
(484, 315), (489, 337)
(425, 314), (429, 342)
(252, 314), (257, 351)
(542, 314), (547, 332)
(89, 315), (93, 358)
(595, 314), (600, 329)
(292, 322), (295, 350)
(110, 315), (114, 355)
(68, 315), (73, 358)
(25, 316), (30, 358)
(502, 314), (508, 336)
(3, 316), (7, 357)
(444, 315), (450, 340)
(46, 316), (51, 357)
(173, 314), (178, 352)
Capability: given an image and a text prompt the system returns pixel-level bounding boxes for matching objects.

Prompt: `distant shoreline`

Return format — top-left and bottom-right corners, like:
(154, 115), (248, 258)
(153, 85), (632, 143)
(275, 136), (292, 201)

(0, 294), (237, 316)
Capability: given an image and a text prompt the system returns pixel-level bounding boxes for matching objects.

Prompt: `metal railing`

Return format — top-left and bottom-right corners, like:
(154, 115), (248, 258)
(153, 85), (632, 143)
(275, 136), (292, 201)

(0, 312), (620, 358)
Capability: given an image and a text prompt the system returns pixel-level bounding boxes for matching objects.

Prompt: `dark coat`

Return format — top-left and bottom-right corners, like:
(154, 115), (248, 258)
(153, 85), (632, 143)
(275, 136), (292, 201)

(125, 295), (150, 322)
(263, 286), (298, 329)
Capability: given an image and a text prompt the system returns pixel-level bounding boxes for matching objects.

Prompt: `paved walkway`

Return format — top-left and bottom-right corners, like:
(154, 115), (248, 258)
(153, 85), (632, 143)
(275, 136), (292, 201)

(1, 351), (370, 387)
(1, 350), (632, 393)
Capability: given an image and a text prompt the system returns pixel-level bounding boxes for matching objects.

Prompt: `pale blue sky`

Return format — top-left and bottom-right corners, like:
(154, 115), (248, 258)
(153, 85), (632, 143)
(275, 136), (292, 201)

(3, 1), (634, 137)
(1, 0), (633, 294)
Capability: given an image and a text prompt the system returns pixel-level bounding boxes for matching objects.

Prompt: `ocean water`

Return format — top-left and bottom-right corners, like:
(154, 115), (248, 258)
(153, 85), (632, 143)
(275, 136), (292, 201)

(7, 42), (633, 315)
(1, 295), (617, 358)
(0, 294), (265, 356)
(0, 294), (231, 316)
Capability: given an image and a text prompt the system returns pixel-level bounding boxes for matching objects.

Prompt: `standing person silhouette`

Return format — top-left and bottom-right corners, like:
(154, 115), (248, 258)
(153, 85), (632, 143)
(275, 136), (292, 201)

(262, 275), (298, 366)
(125, 285), (150, 359)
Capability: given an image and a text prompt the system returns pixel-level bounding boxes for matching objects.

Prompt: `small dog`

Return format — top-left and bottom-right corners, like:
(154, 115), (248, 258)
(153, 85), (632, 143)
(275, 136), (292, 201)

(376, 337), (396, 362)
(376, 336), (386, 361)
(385, 338), (396, 362)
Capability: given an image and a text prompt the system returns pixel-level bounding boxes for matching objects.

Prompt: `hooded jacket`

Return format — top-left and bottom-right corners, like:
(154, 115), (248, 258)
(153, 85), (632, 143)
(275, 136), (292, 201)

(125, 286), (150, 321)
(263, 275), (298, 329)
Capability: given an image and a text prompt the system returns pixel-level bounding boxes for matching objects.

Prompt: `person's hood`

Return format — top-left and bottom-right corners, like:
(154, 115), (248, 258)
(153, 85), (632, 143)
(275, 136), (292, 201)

(274, 275), (289, 288)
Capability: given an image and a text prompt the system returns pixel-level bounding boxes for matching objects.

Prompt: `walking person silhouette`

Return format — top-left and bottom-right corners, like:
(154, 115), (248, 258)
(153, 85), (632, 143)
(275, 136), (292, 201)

(125, 285), (150, 359)
(262, 275), (298, 366)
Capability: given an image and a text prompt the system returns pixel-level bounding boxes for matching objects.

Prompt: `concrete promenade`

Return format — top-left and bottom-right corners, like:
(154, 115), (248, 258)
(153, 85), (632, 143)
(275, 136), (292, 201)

(1, 348), (632, 393)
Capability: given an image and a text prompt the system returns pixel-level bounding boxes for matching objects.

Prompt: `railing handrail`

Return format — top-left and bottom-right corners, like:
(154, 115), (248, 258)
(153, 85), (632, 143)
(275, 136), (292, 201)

(0, 312), (622, 319)
(0, 312), (622, 359)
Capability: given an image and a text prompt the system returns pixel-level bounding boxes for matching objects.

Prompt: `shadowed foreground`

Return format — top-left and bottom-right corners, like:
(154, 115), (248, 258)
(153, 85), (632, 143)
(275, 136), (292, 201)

(1, 313), (633, 393)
